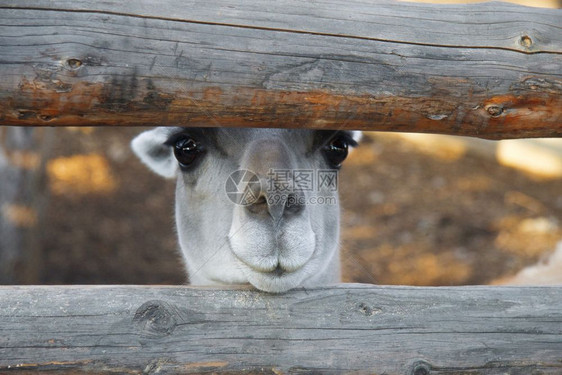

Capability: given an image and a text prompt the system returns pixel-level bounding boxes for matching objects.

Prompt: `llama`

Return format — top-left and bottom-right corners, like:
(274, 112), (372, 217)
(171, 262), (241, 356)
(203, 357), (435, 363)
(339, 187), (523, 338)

(132, 127), (360, 293)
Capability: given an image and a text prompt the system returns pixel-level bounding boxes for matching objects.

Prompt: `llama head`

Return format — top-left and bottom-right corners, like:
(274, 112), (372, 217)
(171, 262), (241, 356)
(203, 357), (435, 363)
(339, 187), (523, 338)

(132, 127), (360, 293)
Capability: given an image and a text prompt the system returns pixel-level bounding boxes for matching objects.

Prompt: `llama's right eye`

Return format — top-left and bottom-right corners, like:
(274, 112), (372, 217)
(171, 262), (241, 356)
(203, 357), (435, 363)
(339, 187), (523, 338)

(173, 136), (202, 168)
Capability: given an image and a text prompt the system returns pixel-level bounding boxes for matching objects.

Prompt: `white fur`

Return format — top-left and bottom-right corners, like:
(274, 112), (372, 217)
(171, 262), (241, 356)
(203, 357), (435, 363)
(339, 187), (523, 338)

(131, 128), (178, 178)
(132, 127), (359, 293)
(351, 130), (363, 143)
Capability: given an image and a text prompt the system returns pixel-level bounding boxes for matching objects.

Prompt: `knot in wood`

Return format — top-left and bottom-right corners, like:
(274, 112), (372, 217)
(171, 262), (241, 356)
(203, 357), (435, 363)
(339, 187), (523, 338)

(519, 35), (533, 49)
(17, 110), (36, 120)
(486, 105), (503, 117)
(357, 302), (380, 316)
(66, 58), (83, 70)
(133, 300), (177, 336)
(411, 360), (431, 375)
(38, 114), (56, 122)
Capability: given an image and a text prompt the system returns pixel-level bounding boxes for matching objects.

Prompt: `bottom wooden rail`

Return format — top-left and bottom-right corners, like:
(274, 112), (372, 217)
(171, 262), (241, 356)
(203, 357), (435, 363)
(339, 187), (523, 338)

(0, 284), (561, 374)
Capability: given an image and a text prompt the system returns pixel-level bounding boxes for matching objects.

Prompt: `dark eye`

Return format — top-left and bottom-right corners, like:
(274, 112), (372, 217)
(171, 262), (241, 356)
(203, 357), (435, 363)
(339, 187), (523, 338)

(173, 136), (203, 168)
(323, 136), (349, 168)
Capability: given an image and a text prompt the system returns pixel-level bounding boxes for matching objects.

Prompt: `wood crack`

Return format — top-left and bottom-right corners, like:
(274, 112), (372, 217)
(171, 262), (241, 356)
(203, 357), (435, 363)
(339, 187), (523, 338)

(2, 6), (561, 55)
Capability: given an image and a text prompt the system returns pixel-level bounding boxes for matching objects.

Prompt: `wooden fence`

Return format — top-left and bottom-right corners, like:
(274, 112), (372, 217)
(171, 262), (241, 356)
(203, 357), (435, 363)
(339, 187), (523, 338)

(1, 285), (562, 374)
(0, 0), (561, 138)
(1, 1), (562, 373)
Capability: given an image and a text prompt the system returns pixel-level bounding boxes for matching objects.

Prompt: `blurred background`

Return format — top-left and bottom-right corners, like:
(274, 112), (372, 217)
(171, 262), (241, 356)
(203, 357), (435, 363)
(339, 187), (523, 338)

(1, 0), (561, 286)
(1, 126), (560, 286)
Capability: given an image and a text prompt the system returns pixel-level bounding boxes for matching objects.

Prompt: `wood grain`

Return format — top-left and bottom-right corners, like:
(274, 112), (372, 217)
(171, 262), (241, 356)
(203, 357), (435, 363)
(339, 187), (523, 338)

(0, 1), (561, 138)
(1, 285), (561, 374)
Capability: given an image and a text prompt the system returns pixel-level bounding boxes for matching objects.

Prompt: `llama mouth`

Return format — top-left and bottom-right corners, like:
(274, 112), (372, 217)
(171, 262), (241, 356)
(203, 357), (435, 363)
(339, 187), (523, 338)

(227, 239), (315, 292)
(243, 259), (311, 289)
(259, 263), (300, 278)
(240, 260), (300, 279)
(228, 242), (304, 278)
(270, 265), (287, 276)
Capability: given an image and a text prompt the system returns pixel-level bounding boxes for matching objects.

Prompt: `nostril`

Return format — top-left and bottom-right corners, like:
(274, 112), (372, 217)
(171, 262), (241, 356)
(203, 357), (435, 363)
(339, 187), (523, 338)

(246, 195), (268, 215)
(285, 192), (305, 215)
(246, 191), (305, 220)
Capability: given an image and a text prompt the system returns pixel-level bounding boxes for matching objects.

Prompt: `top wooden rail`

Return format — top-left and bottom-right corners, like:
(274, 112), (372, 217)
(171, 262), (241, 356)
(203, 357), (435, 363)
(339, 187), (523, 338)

(0, 0), (561, 139)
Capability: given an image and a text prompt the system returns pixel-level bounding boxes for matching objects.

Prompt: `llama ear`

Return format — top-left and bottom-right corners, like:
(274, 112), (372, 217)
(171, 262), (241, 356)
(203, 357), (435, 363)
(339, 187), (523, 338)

(131, 127), (178, 178)
(351, 131), (363, 143)
(348, 131), (362, 155)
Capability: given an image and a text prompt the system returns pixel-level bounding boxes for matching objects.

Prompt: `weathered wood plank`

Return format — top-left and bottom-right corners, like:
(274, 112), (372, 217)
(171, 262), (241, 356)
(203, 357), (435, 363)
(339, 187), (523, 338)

(4, 0), (562, 52)
(1, 285), (561, 374)
(0, 1), (561, 138)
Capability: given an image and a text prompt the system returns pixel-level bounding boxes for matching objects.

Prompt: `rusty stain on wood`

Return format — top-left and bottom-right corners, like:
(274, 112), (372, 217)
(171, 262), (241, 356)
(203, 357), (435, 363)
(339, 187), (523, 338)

(4, 76), (561, 139)
(182, 361), (229, 370)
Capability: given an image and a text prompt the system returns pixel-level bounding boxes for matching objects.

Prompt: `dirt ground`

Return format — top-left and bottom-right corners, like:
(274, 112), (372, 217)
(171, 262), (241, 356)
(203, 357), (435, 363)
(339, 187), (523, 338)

(34, 127), (562, 286)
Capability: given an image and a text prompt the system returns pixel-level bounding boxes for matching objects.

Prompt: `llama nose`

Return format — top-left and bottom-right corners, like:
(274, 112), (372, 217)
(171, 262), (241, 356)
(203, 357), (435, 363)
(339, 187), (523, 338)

(240, 138), (306, 224)
(246, 190), (305, 224)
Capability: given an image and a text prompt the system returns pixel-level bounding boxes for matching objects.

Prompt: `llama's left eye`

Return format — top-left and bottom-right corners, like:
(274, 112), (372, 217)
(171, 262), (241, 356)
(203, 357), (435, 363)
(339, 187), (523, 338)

(323, 137), (349, 168)
(173, 136), (202, 168)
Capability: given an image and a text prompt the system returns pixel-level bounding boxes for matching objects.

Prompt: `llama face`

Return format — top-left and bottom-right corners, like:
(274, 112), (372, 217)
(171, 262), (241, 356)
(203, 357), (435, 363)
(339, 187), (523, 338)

(132, 127), (359, 293)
